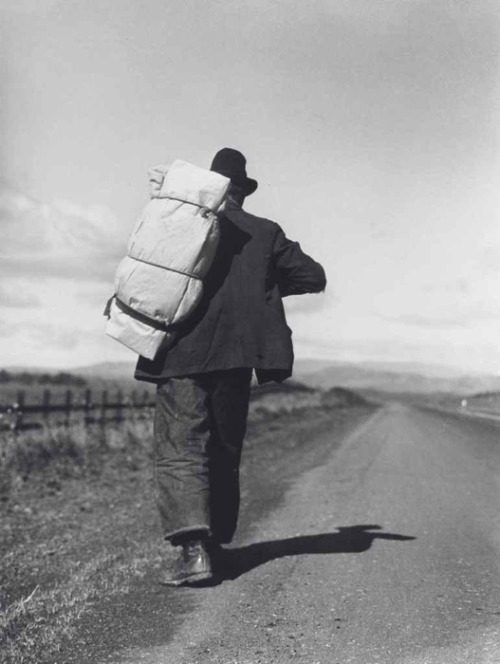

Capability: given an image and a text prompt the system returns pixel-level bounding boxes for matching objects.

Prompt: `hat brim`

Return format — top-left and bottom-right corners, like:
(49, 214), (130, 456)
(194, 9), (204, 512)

(244, 178), (258, 196)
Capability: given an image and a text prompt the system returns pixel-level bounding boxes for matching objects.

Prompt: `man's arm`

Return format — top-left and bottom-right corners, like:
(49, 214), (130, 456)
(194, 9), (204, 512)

(272, 226), (327, 296)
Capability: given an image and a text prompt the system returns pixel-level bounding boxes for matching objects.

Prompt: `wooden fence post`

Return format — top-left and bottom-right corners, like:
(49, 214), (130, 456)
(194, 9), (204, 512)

(116, 389), (124, 424)
(130, 390), (137, 421)
(65, 389), (73, 427)
(84, 389), (92, 426)
(42, 389), (51, 427)
(13, 390), (25, 432)
(101, 390), (108, 426)
(5, 388), (156, 431)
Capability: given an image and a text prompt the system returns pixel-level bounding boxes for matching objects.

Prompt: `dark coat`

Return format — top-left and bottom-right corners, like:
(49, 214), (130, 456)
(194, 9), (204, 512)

(134, 200), (326, 384)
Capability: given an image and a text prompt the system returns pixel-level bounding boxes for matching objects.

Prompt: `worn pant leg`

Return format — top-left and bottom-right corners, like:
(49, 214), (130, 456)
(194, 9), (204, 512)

(208, 369), (252, 544)
(154, 376), (212, 542)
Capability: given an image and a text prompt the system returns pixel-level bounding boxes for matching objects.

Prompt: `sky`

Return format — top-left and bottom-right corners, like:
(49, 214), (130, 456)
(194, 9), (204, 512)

(1, 0), (499, 373)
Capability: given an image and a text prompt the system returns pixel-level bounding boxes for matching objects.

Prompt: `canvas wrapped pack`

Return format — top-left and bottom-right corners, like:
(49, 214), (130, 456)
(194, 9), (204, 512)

(105, 160), (230, 359)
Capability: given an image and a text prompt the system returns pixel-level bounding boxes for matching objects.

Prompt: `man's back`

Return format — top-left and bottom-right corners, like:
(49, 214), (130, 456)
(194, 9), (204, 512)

(145, 148), (327, 586)
(135, 199), (326, 384)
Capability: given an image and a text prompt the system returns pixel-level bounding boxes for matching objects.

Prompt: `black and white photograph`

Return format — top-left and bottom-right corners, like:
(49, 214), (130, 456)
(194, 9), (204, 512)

(1, 1), (499, 662)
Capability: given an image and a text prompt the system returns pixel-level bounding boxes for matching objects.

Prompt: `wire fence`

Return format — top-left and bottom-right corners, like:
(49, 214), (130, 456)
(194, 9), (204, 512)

(0, 381), (317, 433)
(0, 388), (156, 432)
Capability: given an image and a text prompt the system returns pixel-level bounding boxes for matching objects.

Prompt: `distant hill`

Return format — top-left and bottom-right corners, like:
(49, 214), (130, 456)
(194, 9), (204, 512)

(71, 362), (142, 392)
(321, 386), (370, 407)
(294, 358), (473, 379)
(5, 362), (137, 378)
(5, 359), (500, 397)
(293, 359), (500, 396)
(4, 362), (143, 394)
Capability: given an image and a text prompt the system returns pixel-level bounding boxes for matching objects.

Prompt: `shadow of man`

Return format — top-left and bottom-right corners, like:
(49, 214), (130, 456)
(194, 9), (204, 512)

(220, 525), (416, 581)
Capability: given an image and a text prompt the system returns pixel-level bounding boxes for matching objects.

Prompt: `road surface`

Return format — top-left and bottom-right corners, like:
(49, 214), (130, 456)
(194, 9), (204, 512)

(100, 403), (500, 664)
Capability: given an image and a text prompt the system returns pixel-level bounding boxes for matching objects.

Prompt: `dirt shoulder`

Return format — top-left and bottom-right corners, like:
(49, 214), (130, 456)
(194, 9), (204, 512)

(1, 398), (375, 664)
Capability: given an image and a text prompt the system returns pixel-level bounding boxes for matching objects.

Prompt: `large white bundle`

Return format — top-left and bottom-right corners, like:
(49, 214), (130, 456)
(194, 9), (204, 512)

(105, 298), (175, 360)
(105, 160), (229, 359)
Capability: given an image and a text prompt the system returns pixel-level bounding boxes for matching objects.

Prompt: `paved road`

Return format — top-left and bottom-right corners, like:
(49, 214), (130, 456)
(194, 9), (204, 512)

(106, 404), (500, 664)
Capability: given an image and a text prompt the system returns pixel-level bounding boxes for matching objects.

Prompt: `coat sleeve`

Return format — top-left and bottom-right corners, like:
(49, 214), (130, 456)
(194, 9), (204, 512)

(271, 225), (327, 297)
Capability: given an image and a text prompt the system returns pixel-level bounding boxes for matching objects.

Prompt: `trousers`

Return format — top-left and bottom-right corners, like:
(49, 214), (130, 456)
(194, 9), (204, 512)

(154, 368), (252, 544)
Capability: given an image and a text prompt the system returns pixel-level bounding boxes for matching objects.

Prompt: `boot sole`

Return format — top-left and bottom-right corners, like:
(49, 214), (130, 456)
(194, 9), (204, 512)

(160, 570), (213, 587)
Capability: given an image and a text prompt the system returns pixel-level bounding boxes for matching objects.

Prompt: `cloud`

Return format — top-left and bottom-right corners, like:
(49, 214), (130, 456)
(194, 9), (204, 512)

(292, 333), (448, 363)
(379, 313), (487, 329)
(27, 323), (83, 351)
(0, 189), (124, 282)
(477, 243), (500, 276)
(0, 187), (127, 366)
(0, 284), (40, 308)
(0, 311), (122, 369)
(0, 321), (17, 339)
(284, 291), (333, 315)
(377, 296), (500, 329)
(0, 0), (60, 14)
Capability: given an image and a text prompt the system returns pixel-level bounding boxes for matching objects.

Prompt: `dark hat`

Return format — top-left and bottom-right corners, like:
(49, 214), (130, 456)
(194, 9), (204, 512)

(210, 148), (258, 196)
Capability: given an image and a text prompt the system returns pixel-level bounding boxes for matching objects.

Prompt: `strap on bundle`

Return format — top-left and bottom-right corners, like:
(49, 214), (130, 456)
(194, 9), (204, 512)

(128, 254), (201, 281)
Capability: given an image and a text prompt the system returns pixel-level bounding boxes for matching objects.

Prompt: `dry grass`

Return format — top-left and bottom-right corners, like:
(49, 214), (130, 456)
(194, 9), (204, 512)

(1, 541), (170, 664)
(0, 417), (153, 502)
(0, 417), (162, 664)
(0, 385), (356, 664)
(1, 385), (327, 503)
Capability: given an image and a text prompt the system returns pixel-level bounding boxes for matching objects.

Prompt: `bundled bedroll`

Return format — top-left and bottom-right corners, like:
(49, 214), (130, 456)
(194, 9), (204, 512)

(105, 159), (230, 359)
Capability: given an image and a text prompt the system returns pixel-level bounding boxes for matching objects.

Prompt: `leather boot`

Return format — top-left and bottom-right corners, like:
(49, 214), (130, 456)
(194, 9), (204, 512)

(160, 540), (212, 586)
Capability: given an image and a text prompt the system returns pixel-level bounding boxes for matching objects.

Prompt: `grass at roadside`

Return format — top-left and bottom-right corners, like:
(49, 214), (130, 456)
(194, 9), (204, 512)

(0, 382), (332, 505)
(1, 546), (167, 664)
(0, 387), (372, 664)
(0, 416), (153, 502)
(0, 415), (162, 664)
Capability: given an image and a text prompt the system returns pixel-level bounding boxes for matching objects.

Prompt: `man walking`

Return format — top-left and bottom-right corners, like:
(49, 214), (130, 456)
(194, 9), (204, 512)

(135, 148), (326, 585)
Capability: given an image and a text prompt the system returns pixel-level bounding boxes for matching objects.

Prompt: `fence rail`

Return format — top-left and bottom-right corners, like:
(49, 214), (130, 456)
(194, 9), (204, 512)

(0, 381), (314, 433)
(0, 388), (156, 432)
